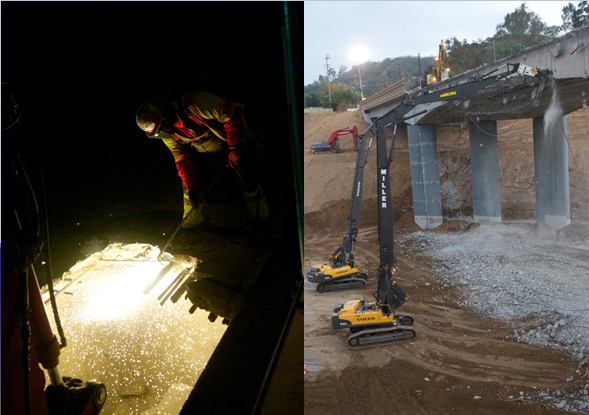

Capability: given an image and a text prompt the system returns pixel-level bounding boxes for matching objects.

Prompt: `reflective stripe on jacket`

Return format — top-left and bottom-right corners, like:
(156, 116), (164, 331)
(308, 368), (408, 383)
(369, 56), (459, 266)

(163, 91), (247, 192)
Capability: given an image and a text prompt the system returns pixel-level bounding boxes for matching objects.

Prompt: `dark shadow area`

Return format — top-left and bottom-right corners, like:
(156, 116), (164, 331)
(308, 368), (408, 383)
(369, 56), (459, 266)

(3, 2), (302, 414)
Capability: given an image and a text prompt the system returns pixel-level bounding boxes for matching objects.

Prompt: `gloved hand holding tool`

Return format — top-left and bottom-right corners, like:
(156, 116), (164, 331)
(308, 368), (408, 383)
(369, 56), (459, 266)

(158, 165), (229, 262)
(228, 147), (241, 168)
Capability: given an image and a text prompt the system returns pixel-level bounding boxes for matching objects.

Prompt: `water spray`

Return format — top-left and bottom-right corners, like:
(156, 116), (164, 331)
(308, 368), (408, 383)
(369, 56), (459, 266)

(544, 78), (563, 136)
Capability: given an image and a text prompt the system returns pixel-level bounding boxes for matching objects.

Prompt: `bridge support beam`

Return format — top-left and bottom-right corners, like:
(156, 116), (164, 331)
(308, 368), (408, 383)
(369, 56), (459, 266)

(469, 121), (502, 224)
(408, 124), (443, 230)
(533, 116), (570, 230)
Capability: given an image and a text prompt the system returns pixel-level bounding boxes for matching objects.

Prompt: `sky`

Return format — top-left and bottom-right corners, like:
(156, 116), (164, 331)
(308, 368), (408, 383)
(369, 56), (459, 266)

(304, 1), (572, 85)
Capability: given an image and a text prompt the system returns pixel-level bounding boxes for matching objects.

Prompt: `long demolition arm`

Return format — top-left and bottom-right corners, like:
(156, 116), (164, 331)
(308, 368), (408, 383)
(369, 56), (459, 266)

(331, 61), (545, 349)
(374, 118), (396, 308)
(329, 125), (374, 268)
(325, 61), (512, 271)
(372, 62), (529, 312)
(376, 63), (524, 130)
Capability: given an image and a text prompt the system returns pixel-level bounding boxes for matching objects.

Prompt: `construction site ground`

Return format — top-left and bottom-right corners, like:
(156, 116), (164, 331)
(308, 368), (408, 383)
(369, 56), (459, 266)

(304, 109), (589, 414)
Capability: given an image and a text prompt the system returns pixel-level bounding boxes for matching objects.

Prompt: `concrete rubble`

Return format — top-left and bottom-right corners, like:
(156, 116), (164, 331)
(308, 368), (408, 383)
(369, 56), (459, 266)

(398, 222), (589, 412)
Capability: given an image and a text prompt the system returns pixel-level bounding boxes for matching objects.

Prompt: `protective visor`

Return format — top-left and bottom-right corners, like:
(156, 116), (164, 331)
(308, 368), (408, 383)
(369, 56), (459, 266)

(144, 121), (162, 139)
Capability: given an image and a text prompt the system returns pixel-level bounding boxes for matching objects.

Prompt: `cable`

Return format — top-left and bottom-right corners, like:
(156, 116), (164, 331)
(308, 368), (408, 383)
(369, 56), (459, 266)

(22, 269), (32, 415)
(464, 103), (529, 138)
(9, 128), (41, 240)
(33, 126), (67, 348)
(8, 85), (67, 348)
(2, 82), (25, 132)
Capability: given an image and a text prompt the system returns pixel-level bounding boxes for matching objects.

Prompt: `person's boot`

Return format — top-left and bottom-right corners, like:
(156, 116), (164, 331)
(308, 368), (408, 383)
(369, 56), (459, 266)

(244, 187), (270, 223)
(182, 203), (205, 228)
(243, 188), (282, 241)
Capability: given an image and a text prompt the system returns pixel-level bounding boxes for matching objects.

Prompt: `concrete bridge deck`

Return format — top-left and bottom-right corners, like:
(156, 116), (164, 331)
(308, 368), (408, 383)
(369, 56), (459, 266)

(361, 26), (589, 125)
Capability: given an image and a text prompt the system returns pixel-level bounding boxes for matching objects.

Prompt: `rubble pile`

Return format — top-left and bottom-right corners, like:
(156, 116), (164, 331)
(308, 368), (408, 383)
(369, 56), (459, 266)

(398, 222), (589, 412)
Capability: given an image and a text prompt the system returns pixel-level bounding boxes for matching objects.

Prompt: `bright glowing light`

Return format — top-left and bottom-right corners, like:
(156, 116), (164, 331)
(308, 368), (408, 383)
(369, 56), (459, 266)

(84, 266), (155, 320)
(348, 46), (369, 63)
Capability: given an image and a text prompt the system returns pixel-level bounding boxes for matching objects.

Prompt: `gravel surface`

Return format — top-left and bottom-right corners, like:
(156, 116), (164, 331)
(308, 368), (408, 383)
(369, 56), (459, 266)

(398, 222), (589, 412)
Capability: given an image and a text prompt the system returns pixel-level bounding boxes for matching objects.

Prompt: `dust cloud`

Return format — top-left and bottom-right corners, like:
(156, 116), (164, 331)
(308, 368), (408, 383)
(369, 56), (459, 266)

(544, 79), (563, 136)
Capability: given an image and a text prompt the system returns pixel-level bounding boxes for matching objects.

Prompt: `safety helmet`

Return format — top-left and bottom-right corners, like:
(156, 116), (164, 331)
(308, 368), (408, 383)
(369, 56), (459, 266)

(136, 101), (164, 138)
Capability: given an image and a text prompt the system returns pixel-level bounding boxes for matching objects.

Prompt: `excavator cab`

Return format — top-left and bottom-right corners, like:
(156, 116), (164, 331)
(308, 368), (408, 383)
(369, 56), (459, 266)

(310, 126), (359, 154)
(328, 246), (344, 267)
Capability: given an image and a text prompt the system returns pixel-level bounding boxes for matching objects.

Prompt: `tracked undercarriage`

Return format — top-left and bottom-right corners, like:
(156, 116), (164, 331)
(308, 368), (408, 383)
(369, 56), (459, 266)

(346, 313), (416, 349)
(316, 273), (367, 293)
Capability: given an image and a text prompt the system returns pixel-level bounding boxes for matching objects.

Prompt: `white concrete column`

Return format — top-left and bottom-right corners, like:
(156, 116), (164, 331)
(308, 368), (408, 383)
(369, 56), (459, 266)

(533, 116), (570, 230)
(469, 121), (502, 224)
(408, 124), (442, 230)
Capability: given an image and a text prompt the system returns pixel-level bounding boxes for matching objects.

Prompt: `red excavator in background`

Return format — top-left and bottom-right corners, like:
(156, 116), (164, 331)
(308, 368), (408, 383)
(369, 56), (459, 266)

(311, 125), (358, 153)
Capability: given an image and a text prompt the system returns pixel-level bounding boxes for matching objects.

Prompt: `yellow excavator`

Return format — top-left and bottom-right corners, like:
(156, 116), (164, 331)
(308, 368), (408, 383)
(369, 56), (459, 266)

(428, 40), (448, 84)
(331, 117), (416, 349)
(306, 128), (374, 293)
(332, 62), (545, 349)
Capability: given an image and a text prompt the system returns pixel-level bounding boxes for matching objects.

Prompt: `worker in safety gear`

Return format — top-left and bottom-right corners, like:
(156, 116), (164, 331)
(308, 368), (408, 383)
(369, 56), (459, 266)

(136, 91), (269, 228)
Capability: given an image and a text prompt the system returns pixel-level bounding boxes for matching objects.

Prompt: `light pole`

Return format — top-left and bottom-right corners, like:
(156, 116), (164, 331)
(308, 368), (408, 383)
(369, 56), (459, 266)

(350, 46), (368, 101)
(356, 57), (364, 101)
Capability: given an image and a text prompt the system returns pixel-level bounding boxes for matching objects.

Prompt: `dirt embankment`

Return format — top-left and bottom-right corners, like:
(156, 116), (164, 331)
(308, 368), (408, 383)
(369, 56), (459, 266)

(304, 108), (589, 237)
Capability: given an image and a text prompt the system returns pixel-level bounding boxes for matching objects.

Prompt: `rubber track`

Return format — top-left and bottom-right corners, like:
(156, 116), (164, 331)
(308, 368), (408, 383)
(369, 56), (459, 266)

(317, 277), (367, 293)
(347, 325), (417, 350)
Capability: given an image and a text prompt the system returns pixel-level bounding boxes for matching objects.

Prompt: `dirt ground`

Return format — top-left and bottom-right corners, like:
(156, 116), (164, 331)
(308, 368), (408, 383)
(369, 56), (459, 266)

(305, 222), (588, 414)
(304, 109), (589, 414)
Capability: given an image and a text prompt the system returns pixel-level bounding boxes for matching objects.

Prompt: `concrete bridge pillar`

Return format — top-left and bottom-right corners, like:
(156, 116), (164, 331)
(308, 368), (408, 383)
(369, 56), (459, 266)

(469, 121), (502, 224)
(533, 116), (570, 230)
(408, 124), (443, 230)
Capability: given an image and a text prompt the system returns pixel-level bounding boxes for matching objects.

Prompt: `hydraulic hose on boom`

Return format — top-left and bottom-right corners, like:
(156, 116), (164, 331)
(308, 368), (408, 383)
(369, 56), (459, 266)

(306, 125), (374, 293)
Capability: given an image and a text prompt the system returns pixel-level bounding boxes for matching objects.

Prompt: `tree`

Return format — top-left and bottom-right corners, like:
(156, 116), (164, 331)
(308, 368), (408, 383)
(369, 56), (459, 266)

(493, 3), (549, 56)
(385, 68), (394, 85)
(304, 91), (321, 107)
(304, 80), (321, 95)
(543, 25), (563, 38)
(338, 65), (347, 78)
(562, 3), (576, 32)
(562, 1), (589, 32)
(445, 37), (493, 74)
(318, 81), (353, 111)
(328, 67), (336, 80)
(575, 1), (589, 27)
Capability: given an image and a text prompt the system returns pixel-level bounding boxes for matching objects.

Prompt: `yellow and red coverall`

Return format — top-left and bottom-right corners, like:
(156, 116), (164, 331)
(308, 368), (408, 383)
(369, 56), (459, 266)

(162, 90), (250, 193)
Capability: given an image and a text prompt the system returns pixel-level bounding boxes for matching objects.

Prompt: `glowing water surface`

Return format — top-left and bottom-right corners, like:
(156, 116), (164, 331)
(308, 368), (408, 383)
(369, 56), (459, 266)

(44, 244), (227, 414)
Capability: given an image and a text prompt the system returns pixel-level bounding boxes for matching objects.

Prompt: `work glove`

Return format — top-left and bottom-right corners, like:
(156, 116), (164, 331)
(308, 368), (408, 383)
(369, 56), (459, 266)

(228, 148), (242, 168)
